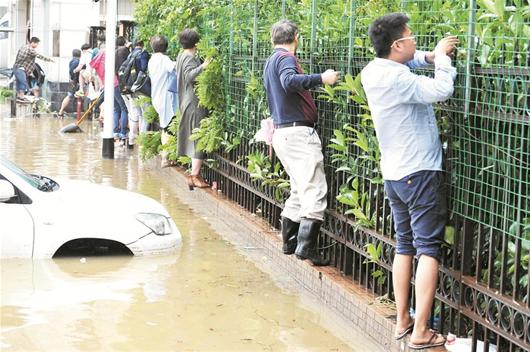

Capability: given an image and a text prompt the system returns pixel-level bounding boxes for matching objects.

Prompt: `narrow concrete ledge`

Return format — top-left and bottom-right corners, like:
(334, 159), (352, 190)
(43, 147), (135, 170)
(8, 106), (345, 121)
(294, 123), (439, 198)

(158, 164), (402, 352)
(15, 102), (32, 118)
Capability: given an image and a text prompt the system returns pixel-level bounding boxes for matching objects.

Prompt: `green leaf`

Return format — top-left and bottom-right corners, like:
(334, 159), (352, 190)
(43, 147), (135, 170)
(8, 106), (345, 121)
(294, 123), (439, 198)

(477, 0), (497, 16)
(494, 0), (505, 19)
(479, 44), (491, 66)
(333, 129), (345, 142)
(277, 181), (291, 189)
(351, 208), (369, 221)
(372, 270), (383, 278)
(355, 132), (369, 152)
(336, 166), (353, 173)
(364, 242), (382, 261)
(345, 73), (355, 89)
(337, 193), (358, 207)
(445, 226), (456, 245)
(370, 176), (383, 184)
(328, 143), (347, 152)
(353, 73), (367, 101)
(343, 124), (356, 133)
(350, 95), (366, 104)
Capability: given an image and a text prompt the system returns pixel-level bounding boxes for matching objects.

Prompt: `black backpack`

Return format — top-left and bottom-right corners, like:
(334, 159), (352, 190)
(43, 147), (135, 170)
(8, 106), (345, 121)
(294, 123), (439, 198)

(118, 49), (142, 94)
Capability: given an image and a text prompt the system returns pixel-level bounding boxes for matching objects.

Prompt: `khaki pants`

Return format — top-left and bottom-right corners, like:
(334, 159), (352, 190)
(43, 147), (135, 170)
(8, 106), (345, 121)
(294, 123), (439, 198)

(272, 126), (327, 222)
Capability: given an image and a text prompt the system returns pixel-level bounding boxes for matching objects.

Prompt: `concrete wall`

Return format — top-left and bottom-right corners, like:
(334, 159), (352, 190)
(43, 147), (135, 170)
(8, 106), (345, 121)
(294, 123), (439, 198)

(98, 0), (135, 22)
(31, 0), (101, 83)
(0, 0), (25, 71)
(0, 3), (11, 69)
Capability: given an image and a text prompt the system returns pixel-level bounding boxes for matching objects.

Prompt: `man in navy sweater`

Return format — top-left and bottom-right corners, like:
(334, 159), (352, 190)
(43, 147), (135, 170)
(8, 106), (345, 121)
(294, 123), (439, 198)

(264, 20), (339, 266)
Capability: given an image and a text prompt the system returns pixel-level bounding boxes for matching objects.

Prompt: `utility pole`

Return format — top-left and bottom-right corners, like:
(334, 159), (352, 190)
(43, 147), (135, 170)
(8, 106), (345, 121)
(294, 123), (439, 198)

(102, 0), (116, 159)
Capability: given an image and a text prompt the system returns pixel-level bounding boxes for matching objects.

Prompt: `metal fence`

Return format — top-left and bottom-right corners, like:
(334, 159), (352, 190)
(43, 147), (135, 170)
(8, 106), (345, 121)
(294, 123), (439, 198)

(196, 0), (530, 350)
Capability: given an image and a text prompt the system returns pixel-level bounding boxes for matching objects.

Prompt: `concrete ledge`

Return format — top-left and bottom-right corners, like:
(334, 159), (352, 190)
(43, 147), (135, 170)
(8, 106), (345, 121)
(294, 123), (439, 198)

(15, 102), (33, 118)
(159, 164), (402, 352)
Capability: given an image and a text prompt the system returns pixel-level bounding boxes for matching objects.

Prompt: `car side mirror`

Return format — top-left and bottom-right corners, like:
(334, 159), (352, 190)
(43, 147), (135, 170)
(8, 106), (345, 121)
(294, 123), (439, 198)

(0, 180), (16, 202)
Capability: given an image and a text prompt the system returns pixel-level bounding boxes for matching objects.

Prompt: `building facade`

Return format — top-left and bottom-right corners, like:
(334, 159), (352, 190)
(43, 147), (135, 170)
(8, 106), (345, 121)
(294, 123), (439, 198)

(0, 0), (135, 110)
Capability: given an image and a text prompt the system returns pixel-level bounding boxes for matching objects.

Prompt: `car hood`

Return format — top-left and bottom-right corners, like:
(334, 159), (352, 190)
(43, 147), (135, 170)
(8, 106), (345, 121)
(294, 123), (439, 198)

(27, 179), (171, 242)
(51, 179), (170, 216)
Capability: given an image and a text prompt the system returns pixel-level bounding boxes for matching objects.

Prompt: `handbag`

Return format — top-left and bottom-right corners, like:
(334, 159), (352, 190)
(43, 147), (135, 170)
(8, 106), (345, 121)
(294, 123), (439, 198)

(131, 71), (151, 97)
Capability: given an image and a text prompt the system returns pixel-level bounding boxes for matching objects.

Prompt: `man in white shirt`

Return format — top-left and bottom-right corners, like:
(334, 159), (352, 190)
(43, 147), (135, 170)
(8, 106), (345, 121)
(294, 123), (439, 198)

(361, 13), (458, 350)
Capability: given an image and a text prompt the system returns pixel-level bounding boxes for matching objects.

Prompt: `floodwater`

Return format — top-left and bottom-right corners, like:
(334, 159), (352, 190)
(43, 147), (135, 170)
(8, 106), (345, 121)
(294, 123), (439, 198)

(0, 115), (383, 351)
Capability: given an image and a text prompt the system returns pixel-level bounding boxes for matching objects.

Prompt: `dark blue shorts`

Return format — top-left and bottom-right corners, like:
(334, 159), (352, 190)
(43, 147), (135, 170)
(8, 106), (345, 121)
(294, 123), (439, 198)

(384, 170), (447, 261)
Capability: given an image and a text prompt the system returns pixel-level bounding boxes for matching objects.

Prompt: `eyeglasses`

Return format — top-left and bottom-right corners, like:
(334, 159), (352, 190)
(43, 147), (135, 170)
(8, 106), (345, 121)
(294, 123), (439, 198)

(391, 36), (416, 48)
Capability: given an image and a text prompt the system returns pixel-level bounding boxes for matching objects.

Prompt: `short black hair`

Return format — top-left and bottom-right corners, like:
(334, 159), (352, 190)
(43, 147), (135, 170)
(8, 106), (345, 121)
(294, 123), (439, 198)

(178, 29), (200, 49)
(271, 20), (298, 45)
(116, 36), (126, 47)
(134, 40), (144, 48)
(150, 35), (168, 53)
(29, 37), (40, 44)
(81, 43), (91, 51)
(368, 13), (409, 58)
(72, 49), (81, 58)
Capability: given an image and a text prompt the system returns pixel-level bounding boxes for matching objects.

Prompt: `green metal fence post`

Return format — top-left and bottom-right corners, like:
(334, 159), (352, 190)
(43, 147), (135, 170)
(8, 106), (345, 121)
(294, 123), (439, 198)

(400, 0), (406, 12)
(463, 0), (477, 122)
(459, 0), (478, 282)
(226, 0), (235, 121)
(310, 0), (317, 72)
(252, 0), (259, 73)
(281, 0), (286, 19)
(347, 0), (356, 75)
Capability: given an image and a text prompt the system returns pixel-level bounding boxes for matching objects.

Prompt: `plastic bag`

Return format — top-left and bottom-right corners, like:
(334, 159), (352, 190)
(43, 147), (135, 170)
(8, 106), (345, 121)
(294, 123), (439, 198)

(254, 118), (274, 145)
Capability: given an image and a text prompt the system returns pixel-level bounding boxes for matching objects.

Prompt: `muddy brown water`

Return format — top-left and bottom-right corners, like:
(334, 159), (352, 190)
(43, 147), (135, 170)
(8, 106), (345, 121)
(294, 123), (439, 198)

(0, 115), (384, 351)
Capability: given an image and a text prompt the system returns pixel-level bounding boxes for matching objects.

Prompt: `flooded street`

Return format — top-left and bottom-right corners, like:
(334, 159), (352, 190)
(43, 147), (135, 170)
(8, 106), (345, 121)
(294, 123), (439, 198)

(0, 116), (382, 351)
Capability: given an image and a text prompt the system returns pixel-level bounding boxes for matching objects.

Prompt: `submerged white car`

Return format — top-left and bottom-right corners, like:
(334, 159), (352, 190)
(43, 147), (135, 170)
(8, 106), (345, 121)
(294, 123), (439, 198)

(0, 156), (181, 258)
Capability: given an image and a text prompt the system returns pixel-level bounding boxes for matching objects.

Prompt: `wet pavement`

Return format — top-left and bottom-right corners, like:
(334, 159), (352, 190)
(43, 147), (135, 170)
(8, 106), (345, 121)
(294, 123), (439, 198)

(0, 115), (384, 351)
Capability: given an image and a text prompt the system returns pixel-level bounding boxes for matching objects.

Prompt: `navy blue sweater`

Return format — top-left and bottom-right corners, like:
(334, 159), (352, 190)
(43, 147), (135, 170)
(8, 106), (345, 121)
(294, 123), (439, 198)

(263, 48), (322, 125)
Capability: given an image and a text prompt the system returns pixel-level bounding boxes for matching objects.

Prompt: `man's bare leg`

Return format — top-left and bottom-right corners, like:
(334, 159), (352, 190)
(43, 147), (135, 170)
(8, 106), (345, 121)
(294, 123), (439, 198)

(58, 96), (71, 116)
(393, 253), (414, 336)
(410, 255), (443, 344)
(76, 72), (85, 96)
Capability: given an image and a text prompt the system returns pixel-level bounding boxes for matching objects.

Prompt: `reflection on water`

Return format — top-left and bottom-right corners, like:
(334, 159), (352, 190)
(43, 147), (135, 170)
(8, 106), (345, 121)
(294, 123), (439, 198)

(0, 116), (382, 351)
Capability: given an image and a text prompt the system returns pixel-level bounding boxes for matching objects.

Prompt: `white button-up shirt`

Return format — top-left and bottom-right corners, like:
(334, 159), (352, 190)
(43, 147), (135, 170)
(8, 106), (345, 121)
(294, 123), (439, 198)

(361, 51), (457, 181)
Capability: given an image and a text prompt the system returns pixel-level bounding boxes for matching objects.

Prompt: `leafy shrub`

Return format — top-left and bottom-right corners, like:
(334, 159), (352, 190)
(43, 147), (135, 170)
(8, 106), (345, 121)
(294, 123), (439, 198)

(137, 131), (162, 161)
(0, 88), (13, 104)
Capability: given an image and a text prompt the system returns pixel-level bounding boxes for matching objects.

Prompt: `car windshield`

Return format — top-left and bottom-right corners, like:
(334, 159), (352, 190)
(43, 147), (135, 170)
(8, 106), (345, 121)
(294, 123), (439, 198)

(0, 156), (59, 192)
